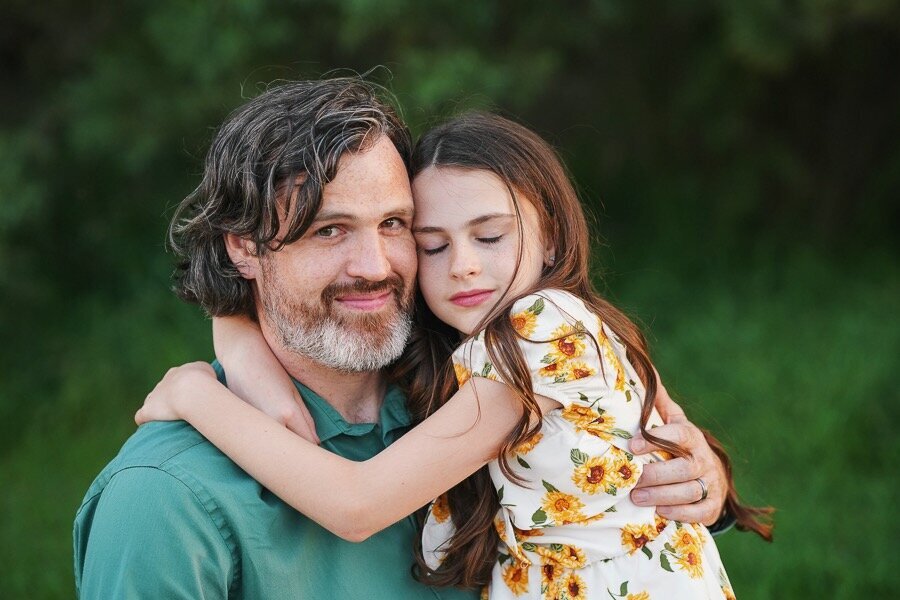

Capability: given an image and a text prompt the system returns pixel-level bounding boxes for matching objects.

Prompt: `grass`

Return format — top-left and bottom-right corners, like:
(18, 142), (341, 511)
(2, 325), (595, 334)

(1, 248), (897, 598)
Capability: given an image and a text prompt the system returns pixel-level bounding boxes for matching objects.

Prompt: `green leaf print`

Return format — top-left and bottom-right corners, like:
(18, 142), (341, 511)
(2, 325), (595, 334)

(664, 542), (675, 553)
(550, 543), (564, 552)
(570, 449), (589, 466)
(609, 428), (633, 439)
(481, 363), (493, 377)
(528, 298), (545, 315)
(542, 480), (559, 493)
(497, 486), (504, 502)
(578, 392), (589, 402)
(625, 390), (632, 402)
(619, 581), (629, 596)
(540, 354), (555, 364)
(532, 509), (547, 525)
(641, 545), (653, 560)
(522, 542), (537, 552)
(605, 483), (618, 496)
(517, 456), (531, 469)
(660, 552), (673, 572)
(499, 552), (511, 565)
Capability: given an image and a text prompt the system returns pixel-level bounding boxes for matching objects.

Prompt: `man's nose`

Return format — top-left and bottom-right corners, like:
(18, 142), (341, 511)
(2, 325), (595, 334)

(449, 243), (481, 280)
(346, 232), (393, 281)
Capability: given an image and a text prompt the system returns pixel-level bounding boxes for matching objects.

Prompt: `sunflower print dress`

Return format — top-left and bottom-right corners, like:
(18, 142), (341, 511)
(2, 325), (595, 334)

(422, 290), (735, 599)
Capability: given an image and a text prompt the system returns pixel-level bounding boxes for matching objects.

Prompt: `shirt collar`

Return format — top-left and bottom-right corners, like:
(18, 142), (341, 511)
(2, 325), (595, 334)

(292, 380), (411, 445)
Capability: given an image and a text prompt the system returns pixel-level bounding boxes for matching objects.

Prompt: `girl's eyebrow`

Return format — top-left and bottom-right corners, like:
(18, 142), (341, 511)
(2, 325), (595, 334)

(412, 212), (515, 234)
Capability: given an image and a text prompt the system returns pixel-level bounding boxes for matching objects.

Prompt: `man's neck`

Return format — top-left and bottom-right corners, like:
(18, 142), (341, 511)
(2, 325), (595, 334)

(261, 328), (388, 425)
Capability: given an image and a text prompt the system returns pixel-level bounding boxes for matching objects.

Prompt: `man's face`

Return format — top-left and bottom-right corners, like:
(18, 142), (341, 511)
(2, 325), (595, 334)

(251, 136), (418, 372)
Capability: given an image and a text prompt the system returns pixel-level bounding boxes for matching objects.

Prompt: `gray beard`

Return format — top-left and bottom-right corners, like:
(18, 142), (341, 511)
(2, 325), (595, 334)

(272, 308), (412, 373)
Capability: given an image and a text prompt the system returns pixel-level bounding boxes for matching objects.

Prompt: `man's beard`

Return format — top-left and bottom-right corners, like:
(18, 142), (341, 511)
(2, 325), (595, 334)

(259, 262), (414, 373)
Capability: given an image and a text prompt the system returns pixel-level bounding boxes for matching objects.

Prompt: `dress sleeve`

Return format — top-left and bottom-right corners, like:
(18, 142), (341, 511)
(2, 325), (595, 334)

(420, 494), (455, 570)
(452, 290), (647, 451)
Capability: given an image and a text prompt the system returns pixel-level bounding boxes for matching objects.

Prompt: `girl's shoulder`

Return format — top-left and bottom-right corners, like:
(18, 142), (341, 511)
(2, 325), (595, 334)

(508, 289), (597, 339)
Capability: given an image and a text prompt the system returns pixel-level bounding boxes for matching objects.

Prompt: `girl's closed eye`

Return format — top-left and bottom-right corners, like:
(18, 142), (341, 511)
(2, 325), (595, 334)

(420, 243), (448, 256)
(476, 235), (503, 245)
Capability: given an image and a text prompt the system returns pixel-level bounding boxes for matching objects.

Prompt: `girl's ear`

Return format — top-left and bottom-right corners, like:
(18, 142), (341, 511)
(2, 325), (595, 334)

(543, 240), (557, 268)
(224, 233), (261, 279)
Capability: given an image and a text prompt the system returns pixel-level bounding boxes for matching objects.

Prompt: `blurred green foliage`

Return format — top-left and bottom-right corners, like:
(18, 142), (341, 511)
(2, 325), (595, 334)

(1, 1), (898, 598)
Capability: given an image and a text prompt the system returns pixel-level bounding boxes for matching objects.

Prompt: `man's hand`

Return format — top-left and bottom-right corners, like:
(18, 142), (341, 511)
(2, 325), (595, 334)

(629, 380), (727, 526)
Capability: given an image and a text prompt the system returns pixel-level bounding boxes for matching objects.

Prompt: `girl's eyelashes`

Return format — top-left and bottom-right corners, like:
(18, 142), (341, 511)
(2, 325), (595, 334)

(418, 235), (504, 256)
(420, 244), (448, 256)
(477, 235), (503, 245)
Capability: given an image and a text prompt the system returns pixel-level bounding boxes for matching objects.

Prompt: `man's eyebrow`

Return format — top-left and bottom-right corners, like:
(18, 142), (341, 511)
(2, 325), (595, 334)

(311, 206), (414, 224)
(412, 212), (515, 234)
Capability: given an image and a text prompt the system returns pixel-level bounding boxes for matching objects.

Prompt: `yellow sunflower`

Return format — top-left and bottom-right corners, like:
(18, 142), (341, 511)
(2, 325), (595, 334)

(563, 360), (596, 382)
(538, 359), (567, 379)
(621, 523), (658, 554)
(431, 494), (451, 524)
(453, 363), (471, 387)
(515, 432), (543, 455)
(513, 525), (544, 541)
(600, 340), (627, 391)
(722, 586), (736, 600)
(561, 404), (616, 440)
(627, 593), (650, 600)
(510, 309), (538, 337)
(501, 560), (529, 596)
(560, 572), (588, 600)
(571, 455), (616, 495)
(535, 543), (586, 569)
(676, 547), (704, 578)
(654, 514), (669, 535)
(545, 323), (587, 362)
(672, 526), (700, 554)
(480, 586), (490, 600)
(690, 523), (708, 546)
(540, 560), (562, 597)
(542, 491), (586, 524)
(577, 511), (606, 526)
(609, 454), (640, 489)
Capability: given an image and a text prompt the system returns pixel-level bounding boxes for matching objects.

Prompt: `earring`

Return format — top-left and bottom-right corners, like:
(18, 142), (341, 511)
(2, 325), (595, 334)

(546, 255), (556, 267)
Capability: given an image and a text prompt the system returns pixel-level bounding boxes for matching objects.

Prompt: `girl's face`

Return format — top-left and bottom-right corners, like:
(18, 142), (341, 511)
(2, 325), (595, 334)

(412, 167), (549, 335)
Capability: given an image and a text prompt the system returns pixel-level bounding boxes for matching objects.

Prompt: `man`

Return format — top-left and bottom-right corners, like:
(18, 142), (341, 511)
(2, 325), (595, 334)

(74, 78), (730, 598)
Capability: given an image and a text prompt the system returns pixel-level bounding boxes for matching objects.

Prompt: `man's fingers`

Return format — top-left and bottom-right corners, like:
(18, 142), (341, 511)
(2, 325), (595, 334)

(630, 423), (701, 455)
(656, 499), (722, 527)
(634, 458), (701, 490)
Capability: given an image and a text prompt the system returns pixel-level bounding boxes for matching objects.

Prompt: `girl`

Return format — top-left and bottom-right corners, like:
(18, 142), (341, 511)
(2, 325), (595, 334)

(138, 113), (770, 598)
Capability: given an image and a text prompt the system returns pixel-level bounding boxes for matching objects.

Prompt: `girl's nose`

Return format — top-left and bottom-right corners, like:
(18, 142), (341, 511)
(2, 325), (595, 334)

(449, 244), (481, 280)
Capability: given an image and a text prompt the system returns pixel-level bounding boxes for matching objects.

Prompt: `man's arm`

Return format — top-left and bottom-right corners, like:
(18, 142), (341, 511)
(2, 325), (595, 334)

(74, 467), (234, 598)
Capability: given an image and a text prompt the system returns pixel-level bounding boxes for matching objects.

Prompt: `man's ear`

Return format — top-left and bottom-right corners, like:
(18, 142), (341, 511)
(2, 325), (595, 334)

(224, 233), (260, 280)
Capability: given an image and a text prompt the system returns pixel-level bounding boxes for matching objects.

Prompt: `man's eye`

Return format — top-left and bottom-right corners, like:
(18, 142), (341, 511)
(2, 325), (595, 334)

(420, 244), (448, 256)
(315, 226), (340, 238)
(382, 217), (407, 230)
(477, 235), (503, 245)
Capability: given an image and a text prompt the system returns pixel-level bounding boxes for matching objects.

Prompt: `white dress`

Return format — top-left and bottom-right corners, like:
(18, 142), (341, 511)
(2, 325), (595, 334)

(422, 290), (735, 599)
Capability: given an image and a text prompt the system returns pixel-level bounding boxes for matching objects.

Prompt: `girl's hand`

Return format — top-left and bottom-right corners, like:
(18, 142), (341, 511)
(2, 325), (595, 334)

(135, 362), (218, 425)
(213, 316), (319, 444)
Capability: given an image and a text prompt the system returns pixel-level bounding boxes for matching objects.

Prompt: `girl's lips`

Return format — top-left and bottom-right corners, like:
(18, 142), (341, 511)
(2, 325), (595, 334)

(335, 291), (392, 311)
(450, 289), (494, 307)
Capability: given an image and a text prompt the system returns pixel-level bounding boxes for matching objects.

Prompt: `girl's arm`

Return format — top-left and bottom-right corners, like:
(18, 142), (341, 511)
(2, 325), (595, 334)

(213, 315), (318, 443)
(136, 362), (557, 543)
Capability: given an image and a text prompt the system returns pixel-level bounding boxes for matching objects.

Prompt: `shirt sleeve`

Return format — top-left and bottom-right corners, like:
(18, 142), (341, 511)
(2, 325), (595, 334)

(74, 466), (234, 599)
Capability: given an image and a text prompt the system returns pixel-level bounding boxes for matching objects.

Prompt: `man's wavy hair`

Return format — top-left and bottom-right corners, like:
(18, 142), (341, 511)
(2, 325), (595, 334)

(168, 77), (412, 317)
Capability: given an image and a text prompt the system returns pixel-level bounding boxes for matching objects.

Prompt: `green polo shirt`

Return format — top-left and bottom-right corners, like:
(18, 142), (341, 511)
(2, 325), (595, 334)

(73, 364), (477, 599)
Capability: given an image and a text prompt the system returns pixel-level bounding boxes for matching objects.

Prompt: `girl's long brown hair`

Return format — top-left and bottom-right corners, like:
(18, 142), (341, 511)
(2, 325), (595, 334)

(391, 113), (772, 589)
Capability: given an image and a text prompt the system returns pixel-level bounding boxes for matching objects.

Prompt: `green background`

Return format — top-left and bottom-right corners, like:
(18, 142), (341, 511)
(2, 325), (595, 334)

(2, 1), (898, 597)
